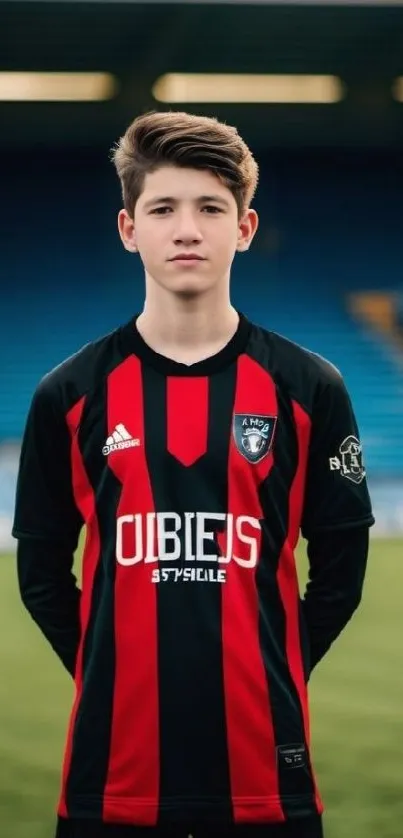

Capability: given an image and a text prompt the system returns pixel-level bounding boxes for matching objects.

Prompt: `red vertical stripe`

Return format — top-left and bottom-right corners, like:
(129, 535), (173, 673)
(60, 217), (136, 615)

(276, 401), (323, 814)
(221, 354), (284, 823)
(167, 377), (208, 466)
(58, 396), (101, 818)
(103, 356), (159, 825)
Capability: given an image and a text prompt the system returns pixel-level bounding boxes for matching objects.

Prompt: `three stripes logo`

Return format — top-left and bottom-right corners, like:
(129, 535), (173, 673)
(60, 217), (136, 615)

(102, 424), (140, 456)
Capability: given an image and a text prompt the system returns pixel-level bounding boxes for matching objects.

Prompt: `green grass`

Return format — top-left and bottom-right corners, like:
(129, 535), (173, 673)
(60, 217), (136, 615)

(0, 539), (402, 838)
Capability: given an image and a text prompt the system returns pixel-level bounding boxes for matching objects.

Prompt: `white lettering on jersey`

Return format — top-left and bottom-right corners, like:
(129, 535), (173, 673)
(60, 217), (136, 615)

(116, 512), (261, 582)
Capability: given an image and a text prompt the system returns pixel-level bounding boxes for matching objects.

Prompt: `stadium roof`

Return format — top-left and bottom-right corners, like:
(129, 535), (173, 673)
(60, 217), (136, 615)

(1, 1), (403, 150)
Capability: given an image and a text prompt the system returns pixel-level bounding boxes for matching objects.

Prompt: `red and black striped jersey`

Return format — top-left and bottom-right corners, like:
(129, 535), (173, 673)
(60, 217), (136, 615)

(13, 313), (374, 828)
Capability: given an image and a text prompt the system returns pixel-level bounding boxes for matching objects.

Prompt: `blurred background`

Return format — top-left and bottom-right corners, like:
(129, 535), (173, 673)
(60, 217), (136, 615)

(0, 1), (402, 836)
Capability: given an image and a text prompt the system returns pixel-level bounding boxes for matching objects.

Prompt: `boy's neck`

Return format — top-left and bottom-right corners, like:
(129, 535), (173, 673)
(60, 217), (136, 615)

(136, 290), (239, 366)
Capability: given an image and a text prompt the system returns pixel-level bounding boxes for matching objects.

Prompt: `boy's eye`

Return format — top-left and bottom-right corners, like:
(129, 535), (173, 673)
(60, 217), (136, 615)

(202, 205), (222, 213)
(150, 206), (172, 215)
(150, 205), (223, 215)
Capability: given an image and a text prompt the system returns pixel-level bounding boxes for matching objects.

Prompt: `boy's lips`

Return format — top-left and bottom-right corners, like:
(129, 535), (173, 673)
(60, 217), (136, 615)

(169, 253), (205, 261)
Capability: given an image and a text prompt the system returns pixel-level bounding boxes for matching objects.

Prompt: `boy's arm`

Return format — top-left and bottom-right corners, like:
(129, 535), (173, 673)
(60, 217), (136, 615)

(300, 367), (374, 675)
(12, 376), (83, 675)
(301, 525), (369, 673)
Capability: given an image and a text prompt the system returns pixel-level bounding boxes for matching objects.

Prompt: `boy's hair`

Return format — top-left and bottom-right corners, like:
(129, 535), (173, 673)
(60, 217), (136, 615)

(111, 110), (259, 218)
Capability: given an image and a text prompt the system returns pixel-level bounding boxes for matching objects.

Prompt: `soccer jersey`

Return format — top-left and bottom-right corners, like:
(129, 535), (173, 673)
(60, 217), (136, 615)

(12, 313), (374, 827)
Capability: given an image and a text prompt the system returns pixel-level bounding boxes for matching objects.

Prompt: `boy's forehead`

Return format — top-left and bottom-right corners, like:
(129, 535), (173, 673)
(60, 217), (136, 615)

(141, 165), (230, 199)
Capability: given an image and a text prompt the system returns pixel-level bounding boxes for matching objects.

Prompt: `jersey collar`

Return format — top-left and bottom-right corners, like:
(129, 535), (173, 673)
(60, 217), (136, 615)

(121, 311), (251, 376)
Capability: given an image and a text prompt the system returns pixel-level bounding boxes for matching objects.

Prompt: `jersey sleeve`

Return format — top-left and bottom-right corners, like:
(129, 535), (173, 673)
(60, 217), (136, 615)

(12, 376), (83, 549)
(301, 367), (375, 538)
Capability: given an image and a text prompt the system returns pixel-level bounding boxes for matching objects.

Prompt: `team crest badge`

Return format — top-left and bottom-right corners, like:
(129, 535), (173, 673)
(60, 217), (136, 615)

(233, 414), (277, 464)
(329, 435), (366, 485)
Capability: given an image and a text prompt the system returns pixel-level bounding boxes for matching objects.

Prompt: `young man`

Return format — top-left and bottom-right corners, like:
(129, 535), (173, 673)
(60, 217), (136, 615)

(13, 110), (374, 838)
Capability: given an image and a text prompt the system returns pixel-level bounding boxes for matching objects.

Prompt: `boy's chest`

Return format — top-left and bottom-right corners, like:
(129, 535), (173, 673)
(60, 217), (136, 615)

(71, 357), (311, 517)
(77, 365), (282, 498)
(70, 361), (310, 569)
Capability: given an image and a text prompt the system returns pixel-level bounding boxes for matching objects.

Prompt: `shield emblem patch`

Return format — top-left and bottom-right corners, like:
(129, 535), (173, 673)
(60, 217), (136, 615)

(233, 414), (277, 464)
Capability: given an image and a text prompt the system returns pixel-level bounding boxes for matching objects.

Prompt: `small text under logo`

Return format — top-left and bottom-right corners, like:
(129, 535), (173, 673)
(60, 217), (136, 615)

(102, 423), (140, 456)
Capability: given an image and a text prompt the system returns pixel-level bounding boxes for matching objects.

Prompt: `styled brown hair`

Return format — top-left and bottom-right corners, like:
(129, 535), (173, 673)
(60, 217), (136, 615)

(111, 110), (259, 218)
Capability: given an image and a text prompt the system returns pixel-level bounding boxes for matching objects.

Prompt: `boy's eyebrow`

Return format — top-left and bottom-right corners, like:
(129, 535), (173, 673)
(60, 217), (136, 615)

(143, 194), (230, 209)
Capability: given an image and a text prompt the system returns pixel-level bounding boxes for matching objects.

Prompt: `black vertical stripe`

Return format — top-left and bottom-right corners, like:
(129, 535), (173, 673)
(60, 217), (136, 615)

(256, 386), (317, 816)
(142, 364), (237, 824)
(65, 380), (121, 817)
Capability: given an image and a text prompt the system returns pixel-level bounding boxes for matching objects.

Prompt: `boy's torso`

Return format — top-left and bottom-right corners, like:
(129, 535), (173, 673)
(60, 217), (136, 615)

(55, 314), (322, 825)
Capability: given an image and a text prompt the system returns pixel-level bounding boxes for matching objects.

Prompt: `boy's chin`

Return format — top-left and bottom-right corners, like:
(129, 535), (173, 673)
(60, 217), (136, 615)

(164, 276), (216, 298)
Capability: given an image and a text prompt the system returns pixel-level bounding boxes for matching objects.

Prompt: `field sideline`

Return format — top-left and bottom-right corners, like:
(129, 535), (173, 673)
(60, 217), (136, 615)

(0, 538), (401, 838)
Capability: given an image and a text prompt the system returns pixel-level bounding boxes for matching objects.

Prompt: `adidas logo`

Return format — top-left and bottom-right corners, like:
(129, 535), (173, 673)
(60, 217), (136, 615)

(102, 424), (140, 456)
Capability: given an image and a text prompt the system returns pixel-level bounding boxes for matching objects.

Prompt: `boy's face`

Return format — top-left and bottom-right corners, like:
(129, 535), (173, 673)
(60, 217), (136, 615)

(118, 165), (258, 299)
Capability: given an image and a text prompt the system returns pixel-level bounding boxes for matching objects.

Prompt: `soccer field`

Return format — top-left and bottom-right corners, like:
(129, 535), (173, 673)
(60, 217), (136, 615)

(0, 539), (401, 838)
